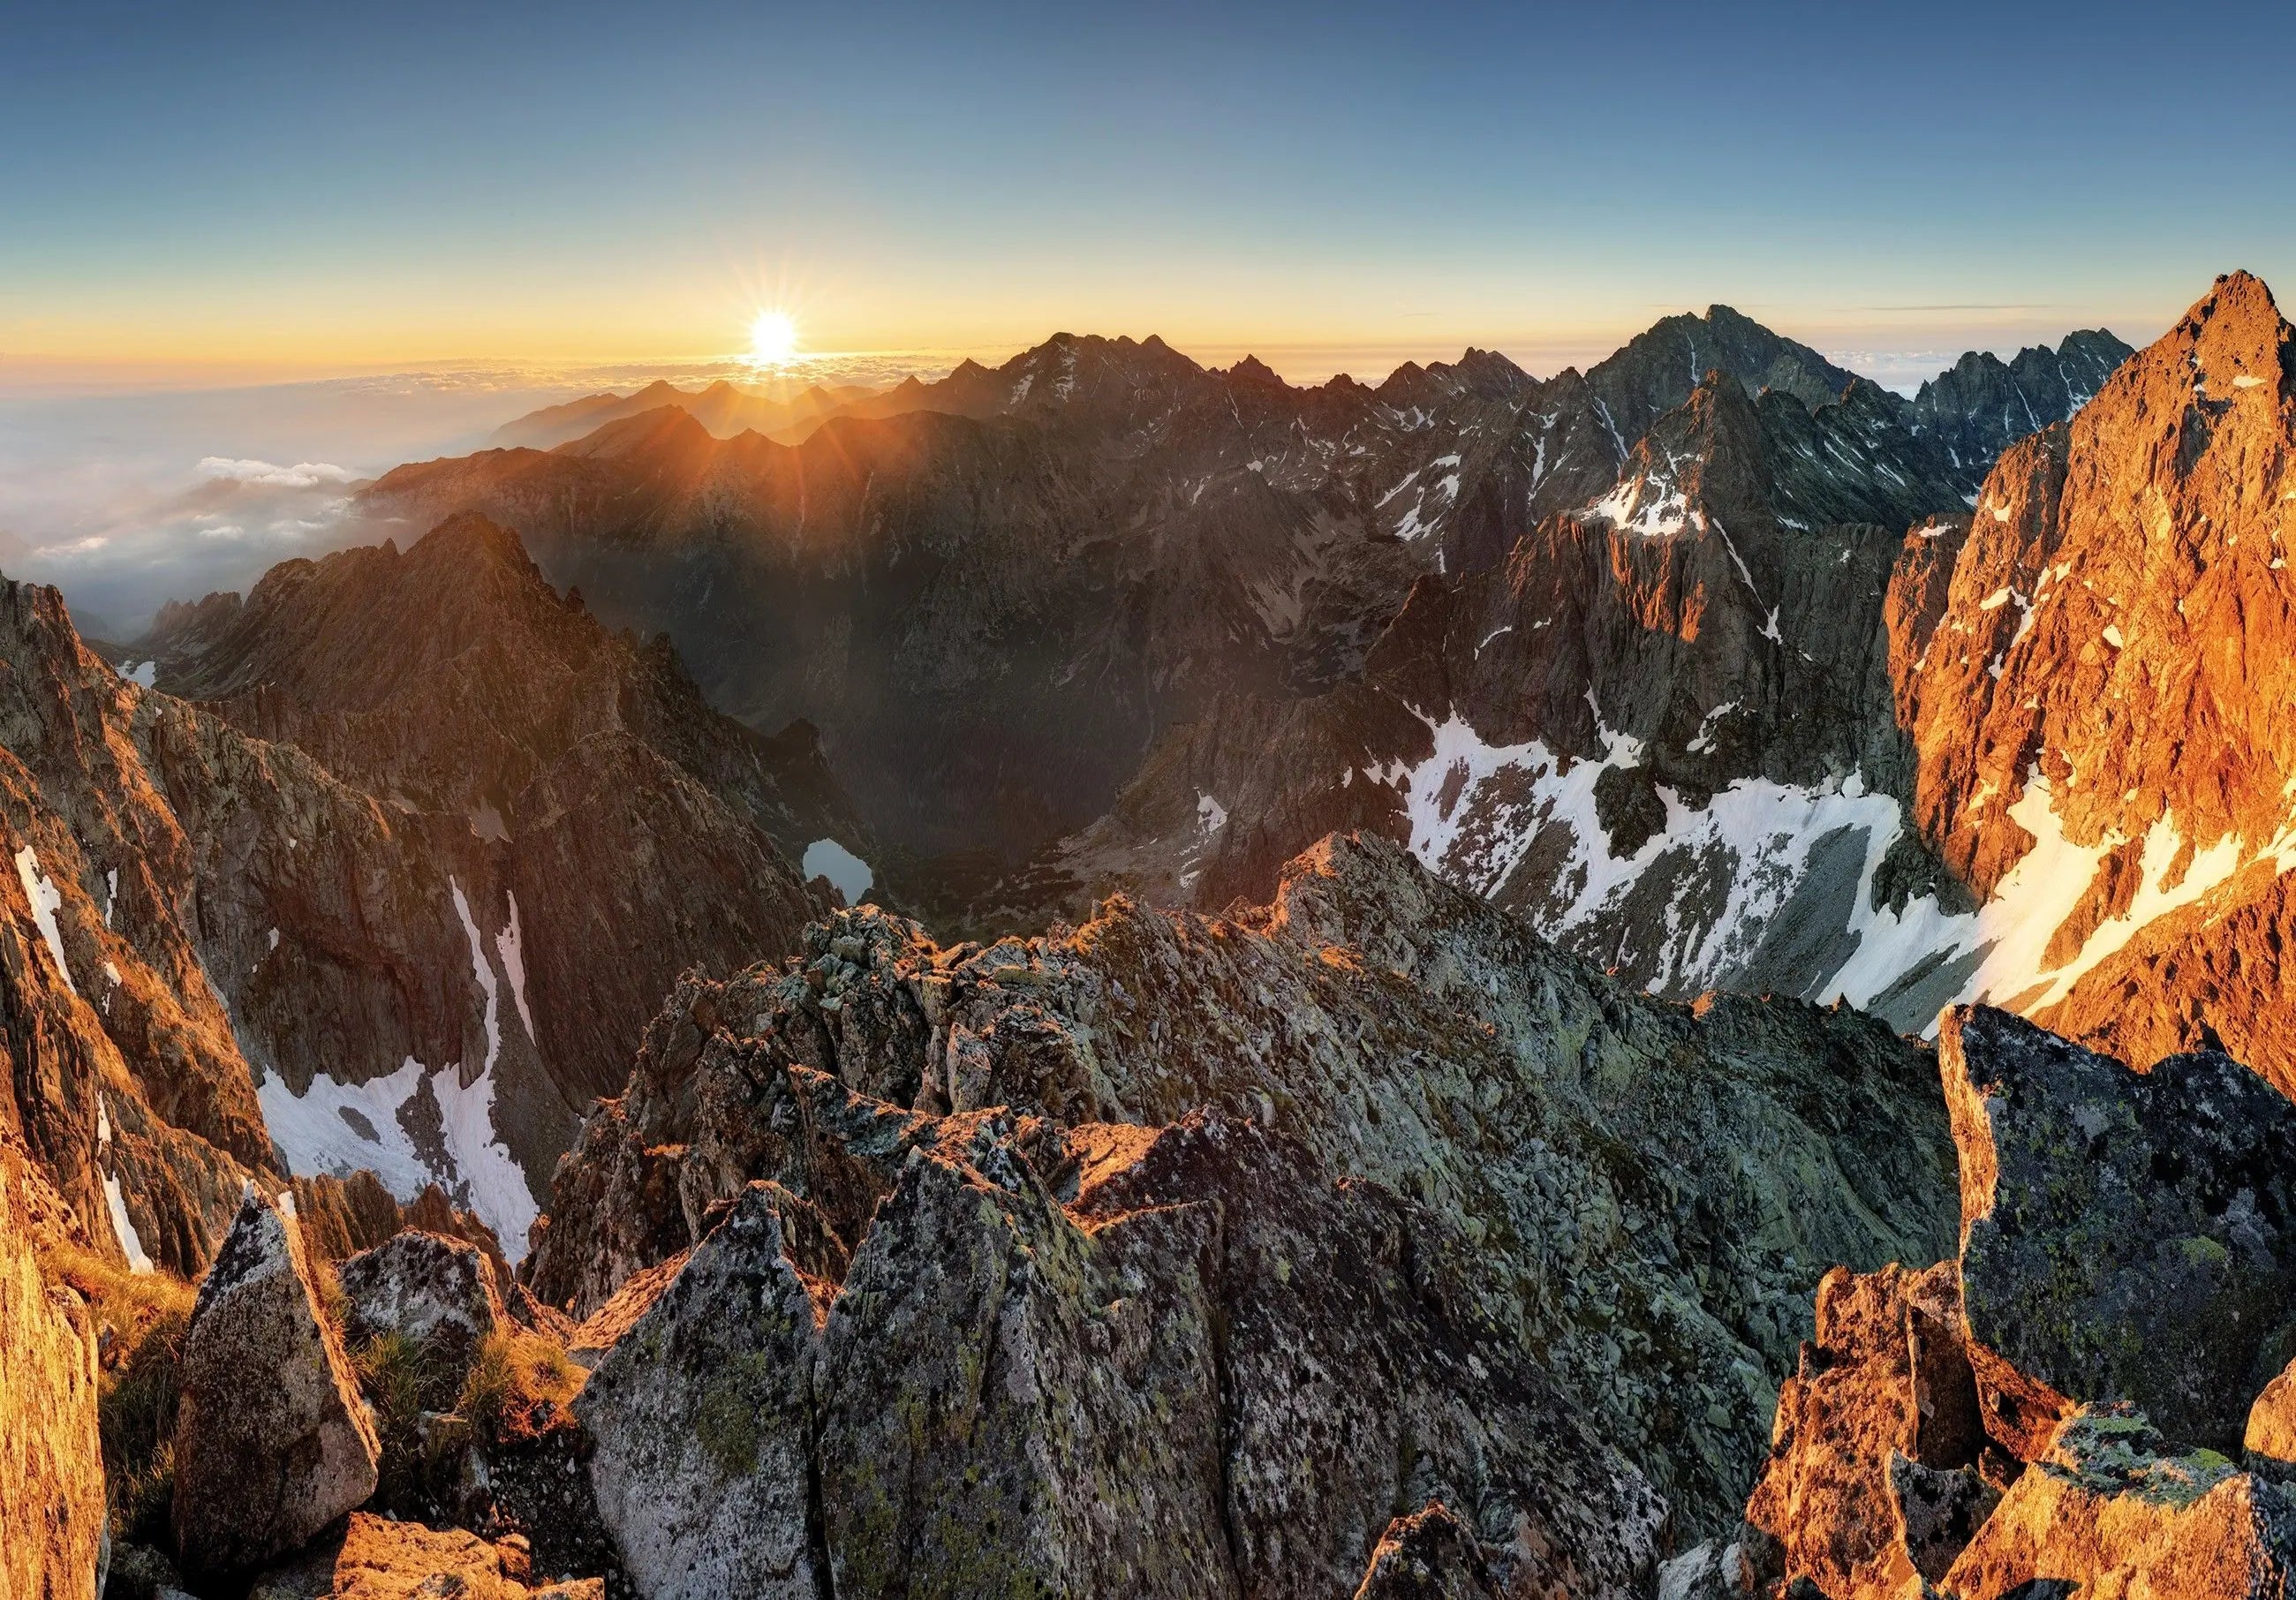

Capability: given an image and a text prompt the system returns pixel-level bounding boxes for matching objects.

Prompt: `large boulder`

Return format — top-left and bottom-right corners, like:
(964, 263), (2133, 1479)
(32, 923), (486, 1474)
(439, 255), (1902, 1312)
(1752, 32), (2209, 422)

(172, 1191), (381, 1574)
(573, 1181), (828, 1600)
(818, 1113), (1237, 1597)
(2248, 1358), (2296, 1479)
(337, 1227), (507, 1371)
(1741, 1261), (1997, 1600)
(1941, 1408), (2296, 1600)
(0, 1140), (105, 1600)
(1939, 1006), (2296, 1454)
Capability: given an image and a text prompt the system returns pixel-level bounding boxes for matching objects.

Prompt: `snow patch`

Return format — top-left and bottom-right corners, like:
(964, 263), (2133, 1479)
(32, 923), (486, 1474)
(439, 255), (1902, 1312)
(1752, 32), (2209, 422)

(250, 879), (543, 1258)
(450, 879), (502, 1086)
(258, 1054), (538, 1264)
(12, 846), (75, 995)
(495, 891), (535, 1043)
(1387, 707), (1915, 996)
(103, 1173), (155, 1274)
(1588, 453), (1691, 538)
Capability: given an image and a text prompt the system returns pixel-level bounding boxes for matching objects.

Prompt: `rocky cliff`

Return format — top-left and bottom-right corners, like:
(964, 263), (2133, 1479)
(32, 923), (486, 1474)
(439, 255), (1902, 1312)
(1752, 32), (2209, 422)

(4, 517), (842, 1266)
(1887, 271), (2296, 1083)
(0, 1134), (106, 1600)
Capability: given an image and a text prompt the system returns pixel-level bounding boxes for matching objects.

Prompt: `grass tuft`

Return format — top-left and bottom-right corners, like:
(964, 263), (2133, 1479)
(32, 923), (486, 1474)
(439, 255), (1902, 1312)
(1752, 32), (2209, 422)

(40, 1238), (198, 1544)
(457, 1329), (582, 1445)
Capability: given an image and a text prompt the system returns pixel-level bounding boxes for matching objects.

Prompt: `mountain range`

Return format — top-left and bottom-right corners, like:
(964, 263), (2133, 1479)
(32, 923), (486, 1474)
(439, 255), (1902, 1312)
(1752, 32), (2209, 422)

(19, 275), (2296, 1597)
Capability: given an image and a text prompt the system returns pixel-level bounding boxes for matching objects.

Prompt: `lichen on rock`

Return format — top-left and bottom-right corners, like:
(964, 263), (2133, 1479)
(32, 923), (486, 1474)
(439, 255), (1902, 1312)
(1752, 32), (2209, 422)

(170, 1189), (380, 1574)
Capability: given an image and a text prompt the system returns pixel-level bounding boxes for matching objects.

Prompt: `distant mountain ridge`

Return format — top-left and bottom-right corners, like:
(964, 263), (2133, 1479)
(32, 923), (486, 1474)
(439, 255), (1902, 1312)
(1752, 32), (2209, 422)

(366, 306), (2116, 890)
(488, 376), (885, 450)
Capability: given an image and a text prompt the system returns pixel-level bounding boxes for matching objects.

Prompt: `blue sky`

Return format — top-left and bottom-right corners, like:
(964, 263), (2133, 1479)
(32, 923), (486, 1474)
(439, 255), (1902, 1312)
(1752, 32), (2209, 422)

(4, 0), (2293, 380)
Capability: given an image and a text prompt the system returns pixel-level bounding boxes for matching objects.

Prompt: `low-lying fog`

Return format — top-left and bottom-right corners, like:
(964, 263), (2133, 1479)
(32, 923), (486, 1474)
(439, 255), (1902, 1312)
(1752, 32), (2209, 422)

(0, 355), (925, 641)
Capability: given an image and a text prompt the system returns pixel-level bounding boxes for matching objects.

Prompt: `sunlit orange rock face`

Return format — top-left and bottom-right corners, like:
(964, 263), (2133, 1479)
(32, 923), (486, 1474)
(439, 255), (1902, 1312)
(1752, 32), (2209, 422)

(1741, 1261), (1997, 1600)
(1895, 271), (2296, 1078)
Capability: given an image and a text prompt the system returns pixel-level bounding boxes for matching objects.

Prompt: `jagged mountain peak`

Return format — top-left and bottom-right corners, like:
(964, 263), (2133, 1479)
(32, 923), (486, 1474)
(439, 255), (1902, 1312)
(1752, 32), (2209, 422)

(1582, 303), (1856, 451)
(1222, 353), (1285, 386)
(1907, 325), (2136, 490)
(1582, 368), (1774, 538)
(2169, 267), (2288, 389)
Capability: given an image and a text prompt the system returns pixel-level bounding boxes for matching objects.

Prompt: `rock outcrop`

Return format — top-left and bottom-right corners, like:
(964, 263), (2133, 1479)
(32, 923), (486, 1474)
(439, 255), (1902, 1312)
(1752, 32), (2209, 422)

(327, 1513), (604, 1599)
(1941, 1408), (2296, 1600)
(1741, 1262), (1995, 1599)
(337, 1227), (507, 1371)
(171, 1192), (381, 1574)
(530, 831), (1957, 1536)
(1723, 1006), (2296, 1600)
(0, 1136), (105, 1600)
(1940, 1006), (2296, 1454)
(574, 1181), (826, 1600)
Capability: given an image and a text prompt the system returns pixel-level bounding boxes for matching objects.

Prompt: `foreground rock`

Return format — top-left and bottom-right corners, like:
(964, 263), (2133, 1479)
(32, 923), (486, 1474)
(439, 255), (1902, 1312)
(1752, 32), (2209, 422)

(338, 1227), (507, 1371)
(1741, 1261), (1994, 1599)
(1941, 1408), (2296, 1600)
(327, 1512), (603, 1599)
(1064, 1113), (1669, 1597)
(1723, 1008), (2296, 1600)
(575, 1181), (827, 1599)
(0, 1137), (105, 1600)
(1940, 1006), (2296, 1454)
(821, 1113), (1246, 1596)
(556, 1088), (1664, 1595)
(172, 1191), (381, 1574)
(529, 834), (1957, 1535)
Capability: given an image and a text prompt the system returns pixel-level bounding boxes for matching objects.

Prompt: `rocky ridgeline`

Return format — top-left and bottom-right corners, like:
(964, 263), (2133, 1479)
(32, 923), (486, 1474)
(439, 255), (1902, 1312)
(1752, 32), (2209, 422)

(529, 831), (1957, 1546)
(68, 827), (1937, 1593)
(1672, 1005), (2296, 1600)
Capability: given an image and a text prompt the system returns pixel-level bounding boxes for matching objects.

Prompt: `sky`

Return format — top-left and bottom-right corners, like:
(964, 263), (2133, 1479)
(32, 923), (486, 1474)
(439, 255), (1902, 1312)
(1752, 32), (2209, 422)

(7, 0), (2296, 633)
(8, 0), (2296, 387)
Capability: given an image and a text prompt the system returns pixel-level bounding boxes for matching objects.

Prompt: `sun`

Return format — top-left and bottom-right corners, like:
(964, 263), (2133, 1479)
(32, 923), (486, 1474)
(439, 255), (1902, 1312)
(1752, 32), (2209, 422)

(748, 309), (799, 366)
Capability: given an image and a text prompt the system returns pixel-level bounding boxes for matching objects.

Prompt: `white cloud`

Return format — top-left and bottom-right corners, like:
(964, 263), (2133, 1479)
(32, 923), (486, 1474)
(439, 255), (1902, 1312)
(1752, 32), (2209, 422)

(195, 457), (360, 488)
